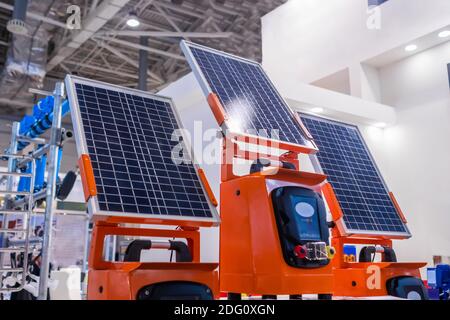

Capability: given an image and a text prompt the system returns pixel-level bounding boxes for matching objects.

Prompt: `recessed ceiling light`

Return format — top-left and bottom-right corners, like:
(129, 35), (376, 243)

(374, 122), (387, 128)
(126, 12), (140, 28)
(311, 107), (324, 113)
(404, 44), (418, 52)
(438, 30), (450, 38)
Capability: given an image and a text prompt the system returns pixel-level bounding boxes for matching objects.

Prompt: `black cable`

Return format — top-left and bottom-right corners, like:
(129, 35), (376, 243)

(169, 226), (181, 262)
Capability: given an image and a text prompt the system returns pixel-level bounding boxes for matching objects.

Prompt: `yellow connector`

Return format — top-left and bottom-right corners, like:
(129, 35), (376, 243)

(327, 246), (336, 259)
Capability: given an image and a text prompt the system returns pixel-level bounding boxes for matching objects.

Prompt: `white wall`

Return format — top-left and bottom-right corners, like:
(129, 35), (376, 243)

(160, 74), (222, 263)
(366, 41), (450, 264)
(294, 41), (450, 267)
(262, 0), (450, 85)
(158, 73), (400, 264)
(261, 0), (450, 269)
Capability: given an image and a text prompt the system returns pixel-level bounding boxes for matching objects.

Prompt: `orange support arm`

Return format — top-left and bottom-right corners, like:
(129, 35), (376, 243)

(294, 113), (314, 140)
(198, 168), (218, 207)
(389, 192), (408, 223)
(322, 182), (344, 221)
(78, 154), (97, 201)
(207, 93), (228, 126)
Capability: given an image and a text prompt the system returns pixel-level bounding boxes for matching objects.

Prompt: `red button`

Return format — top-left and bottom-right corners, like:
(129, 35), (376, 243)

(294, 245), (307, 259)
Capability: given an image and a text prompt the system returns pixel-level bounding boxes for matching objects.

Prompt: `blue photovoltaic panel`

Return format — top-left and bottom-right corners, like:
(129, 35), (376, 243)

(67, 76), (218, 223)
(301, 114), (410, 236)
(181, 41), (315, 149)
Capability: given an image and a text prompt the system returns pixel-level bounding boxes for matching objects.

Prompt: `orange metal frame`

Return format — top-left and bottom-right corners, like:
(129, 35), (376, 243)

(322, 179), (426, 297)
(207, 92), (425, 298)
(205, 92), (334, 295)
(78, 154), (220, 300)
(87, 221), (219, 300)
(218, 135), (334, 295)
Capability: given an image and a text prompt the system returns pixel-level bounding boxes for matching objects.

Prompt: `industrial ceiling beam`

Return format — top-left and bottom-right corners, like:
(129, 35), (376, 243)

(153, 3), (185, 36)
(71, 0), (155, 77)
(96, 30), (233, 38)
(94, 36), (185, 61)
(64, 61), (140, 80)
(47, 0), (132, 72)
(93, 40), (164, 83)
(0, 2), (67, 29)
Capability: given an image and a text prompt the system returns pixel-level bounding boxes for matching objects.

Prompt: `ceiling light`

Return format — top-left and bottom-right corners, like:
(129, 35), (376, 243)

(311, 107), (324, 113)
(373, 122), (387, 128)
(404, 44), (417, 52)
(6, 0), (29, 35)
(126, 12), (140, 28)
(438, 30), (450, 38)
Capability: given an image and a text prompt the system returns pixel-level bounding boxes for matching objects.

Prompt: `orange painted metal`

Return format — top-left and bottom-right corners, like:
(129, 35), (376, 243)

(96, 215), (216, 228)
(279, 151), (300, 171)
(322, 183), (426, 297)
(78, 154), (97, 201)
(322, 183), (344, 222)
(332, 261), (425, 297)
(389, 192), (408, 223)
(219, 172), (333, 295)
(219, 137), (334, 295)
(87, 222), (219, 300)
(220, 135), (304, 182)
(294, 112), (314, 140)
(331, 236), (426, 297)
(208, 89), (424, 297)
(207, 93), (228, 126)
(198, 168), (218, 207)
(231, 131), (317, 155)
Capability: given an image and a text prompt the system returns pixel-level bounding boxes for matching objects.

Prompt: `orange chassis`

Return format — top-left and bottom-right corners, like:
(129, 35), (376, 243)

(322, 171), (426, 297)
(86, 220), (220, 300)
(208, 92), (425, 298)
(218, 133), (334, 296)
(78, 154), (220, 300)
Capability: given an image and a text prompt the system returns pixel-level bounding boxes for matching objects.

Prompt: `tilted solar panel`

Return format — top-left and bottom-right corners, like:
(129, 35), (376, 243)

(66, 76), (219, 225)
(301, 114), (410, 237)
(180, 41), (316, 150)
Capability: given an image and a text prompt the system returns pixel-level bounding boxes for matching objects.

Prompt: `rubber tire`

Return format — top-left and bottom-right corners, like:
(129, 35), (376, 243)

(10, 289), (35, 300)
(227, 292), (242, 300)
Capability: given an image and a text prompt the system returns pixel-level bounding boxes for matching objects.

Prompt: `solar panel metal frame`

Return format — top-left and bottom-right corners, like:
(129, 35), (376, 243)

(65, 75), (220, 226)
(180, 40), (317, 152)
(300, 113), (411, 239)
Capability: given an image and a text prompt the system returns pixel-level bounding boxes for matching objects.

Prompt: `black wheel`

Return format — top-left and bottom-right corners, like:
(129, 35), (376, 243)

(262, 295), (277, 300)
(386, 276), (429, 300)
(290, 294), (303, 300)
(227, 292), (242, 300)
(10, 289), (35, 300)
(318, 294), (332, 300)
(136, 282), (213, 300)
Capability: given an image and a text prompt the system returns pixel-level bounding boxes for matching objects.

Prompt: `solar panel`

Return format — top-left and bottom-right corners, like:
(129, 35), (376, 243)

(65, 76), (219, 225)
(180, 41), (315, 150)
(301, 114), (411, 237)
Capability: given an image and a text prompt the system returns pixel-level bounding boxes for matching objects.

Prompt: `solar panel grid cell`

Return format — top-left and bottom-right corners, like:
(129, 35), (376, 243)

(70, 80), (214, 221)
(182, 41), (314, 148)
(301, 114), (409, 236)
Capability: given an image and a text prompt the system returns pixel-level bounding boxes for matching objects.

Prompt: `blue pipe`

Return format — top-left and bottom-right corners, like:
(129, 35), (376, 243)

(17, 97), (70, 151)
(17, 146), (63, 194)
(15, 95), (70, 194)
